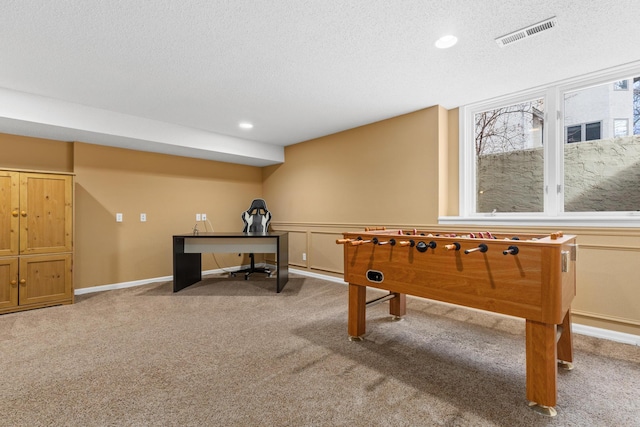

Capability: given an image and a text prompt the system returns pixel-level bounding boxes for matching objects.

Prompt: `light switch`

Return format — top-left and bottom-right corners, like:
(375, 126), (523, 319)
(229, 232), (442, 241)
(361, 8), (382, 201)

(140, 213), (146, 222)
(116, 213), (123, 222)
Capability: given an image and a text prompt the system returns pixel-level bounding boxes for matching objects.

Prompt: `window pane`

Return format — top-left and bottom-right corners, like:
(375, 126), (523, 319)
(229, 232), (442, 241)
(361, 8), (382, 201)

(474, 98), (544, 213)
(585, 122), (601, 141)
(567, 125), (582, 143)
(614, 80), (629, 90)
(635, 78), (640, 134)
(564, 77), (640, 212)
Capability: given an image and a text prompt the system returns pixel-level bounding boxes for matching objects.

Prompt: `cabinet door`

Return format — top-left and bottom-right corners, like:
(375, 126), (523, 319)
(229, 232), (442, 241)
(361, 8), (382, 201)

(0, 258), (19, 309)
(19, 173), (73, 255)
(0, 171), (19, 256)
(19, 254), (72, 306)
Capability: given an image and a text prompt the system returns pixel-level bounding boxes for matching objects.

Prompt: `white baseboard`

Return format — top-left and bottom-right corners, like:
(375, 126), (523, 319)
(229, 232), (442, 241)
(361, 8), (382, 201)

(76, 267), (639, 346)
(74, 266), (246, 295)
(290, 268), (346, 284)
(572, 323), (640, 346)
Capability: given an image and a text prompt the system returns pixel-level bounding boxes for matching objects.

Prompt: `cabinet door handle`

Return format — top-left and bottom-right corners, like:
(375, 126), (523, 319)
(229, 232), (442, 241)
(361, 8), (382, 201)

(10, 280), (17, 286)
(12, 210), (19, 217)
(21, 211), (27, 217)
(19, 279), (26, 285)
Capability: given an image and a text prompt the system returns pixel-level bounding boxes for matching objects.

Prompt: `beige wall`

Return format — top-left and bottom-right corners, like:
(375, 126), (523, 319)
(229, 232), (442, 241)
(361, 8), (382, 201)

(0, 132), (74, 172)
(262, 107), (446, 275)
(446, 108), (459, 216)
(73, 143), (263, 288)
(263, 107), (443, 225)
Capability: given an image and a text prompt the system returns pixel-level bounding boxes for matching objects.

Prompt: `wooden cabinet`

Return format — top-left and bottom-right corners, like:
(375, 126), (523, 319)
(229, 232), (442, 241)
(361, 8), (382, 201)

(0, 170), (73, 314)
(0, 257), (19, 310)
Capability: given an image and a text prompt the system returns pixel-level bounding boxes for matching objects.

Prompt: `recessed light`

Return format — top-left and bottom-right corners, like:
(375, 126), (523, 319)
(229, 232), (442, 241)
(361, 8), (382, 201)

(239, 122), (253, 129)
(435, 35), (458, 49)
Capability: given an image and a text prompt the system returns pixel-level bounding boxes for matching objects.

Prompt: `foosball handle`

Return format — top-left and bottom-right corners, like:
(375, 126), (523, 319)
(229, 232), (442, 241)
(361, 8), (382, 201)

(399, 240), (415, 247)
(378, 238), (396, 246)
(503, 245), (519, 255)
(465, 243), (488, 254)
(352, 237), (379, 246)
(550, 231), (564, 240)
(445, 242), (461, 251)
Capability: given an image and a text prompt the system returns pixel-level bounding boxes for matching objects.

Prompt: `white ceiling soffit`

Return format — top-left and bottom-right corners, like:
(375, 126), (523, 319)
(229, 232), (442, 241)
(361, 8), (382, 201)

(1, 1), (640, 166)
(495, 17), (558, 47)
(0, 88), (283, 167)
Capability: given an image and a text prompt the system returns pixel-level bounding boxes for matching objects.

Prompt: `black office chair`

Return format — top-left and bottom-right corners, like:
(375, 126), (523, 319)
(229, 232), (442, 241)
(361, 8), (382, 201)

(237, 198), (272, 279)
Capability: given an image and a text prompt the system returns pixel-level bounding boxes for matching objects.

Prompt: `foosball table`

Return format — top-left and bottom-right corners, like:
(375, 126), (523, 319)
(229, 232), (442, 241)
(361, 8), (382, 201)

(337, 228), (577, 416)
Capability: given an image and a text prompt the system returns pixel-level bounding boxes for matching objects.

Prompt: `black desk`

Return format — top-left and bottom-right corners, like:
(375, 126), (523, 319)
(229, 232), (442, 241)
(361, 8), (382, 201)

(172, 232), (289, 293)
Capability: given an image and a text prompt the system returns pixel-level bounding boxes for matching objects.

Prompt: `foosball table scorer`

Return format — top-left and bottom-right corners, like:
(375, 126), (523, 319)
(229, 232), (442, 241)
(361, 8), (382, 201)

(337, 227), (577, 417)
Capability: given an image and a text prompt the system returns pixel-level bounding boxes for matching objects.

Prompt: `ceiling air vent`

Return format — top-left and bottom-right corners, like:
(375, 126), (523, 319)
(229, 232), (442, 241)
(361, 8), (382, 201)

(495, 17), (557, 47)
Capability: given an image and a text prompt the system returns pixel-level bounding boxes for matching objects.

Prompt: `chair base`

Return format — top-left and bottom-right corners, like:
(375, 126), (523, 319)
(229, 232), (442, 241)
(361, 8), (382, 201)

(232, 253), (272, 279)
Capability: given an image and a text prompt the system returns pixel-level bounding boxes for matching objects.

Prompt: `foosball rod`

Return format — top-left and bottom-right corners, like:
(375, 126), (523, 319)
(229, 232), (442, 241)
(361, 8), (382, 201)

(503, 245), (519, 255)
(464, 243), (488, 254)
(350, 237), (379, 246)
(377, 238), (396, 246)
(365, 292), (397, 308)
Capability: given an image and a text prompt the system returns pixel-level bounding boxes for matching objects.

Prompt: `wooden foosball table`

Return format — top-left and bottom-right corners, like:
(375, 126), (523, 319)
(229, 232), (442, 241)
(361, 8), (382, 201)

(338, 228), (577, 416)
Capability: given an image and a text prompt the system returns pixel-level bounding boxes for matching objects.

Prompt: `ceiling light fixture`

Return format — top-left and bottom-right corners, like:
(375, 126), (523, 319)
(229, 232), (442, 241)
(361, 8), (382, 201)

(435, 35), (458, 49)
(238, 122), (253, 129)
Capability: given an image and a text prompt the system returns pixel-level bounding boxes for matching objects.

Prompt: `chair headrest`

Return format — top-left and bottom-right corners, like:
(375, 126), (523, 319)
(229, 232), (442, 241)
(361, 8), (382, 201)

(246, 198), (269, 215)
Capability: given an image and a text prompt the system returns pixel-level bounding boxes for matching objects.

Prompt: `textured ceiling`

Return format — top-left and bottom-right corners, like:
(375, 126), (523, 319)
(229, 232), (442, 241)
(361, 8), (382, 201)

(2, 0), (640, 165)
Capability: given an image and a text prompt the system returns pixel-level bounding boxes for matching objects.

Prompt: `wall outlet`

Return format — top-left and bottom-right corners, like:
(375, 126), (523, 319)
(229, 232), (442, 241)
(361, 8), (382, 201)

(202, 213), (207, 221)
(116, 213), (123, 222)
(302, 252), (307, 261)
(196, 213), (201, 221)
(140, 213), (146, 222)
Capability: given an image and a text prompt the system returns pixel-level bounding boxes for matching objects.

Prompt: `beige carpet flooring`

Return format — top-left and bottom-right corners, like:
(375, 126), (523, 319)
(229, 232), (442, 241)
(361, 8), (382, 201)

(0, 273), (638, 426)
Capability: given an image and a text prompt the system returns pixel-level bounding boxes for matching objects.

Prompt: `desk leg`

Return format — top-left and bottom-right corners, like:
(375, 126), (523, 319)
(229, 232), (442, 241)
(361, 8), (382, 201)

(348, 284), (366, 340)
(276, 234), (289, 293)
(173, 252), (202, 292)
(526, 319), (558, 416)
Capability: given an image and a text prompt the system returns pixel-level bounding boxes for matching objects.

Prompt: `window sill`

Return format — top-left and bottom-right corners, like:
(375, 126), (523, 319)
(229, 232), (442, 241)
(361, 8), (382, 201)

(438, 215), (640, 228)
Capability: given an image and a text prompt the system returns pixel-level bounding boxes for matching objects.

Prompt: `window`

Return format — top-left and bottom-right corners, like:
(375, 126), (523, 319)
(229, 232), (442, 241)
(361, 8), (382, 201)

(614, 119), (629, 137)
(474, 98), (544, 213)
(565, 122), (602, 143)
(564, 79), (638, 212)
(452, 63), (640, 226)
(614, 80), (629, 90)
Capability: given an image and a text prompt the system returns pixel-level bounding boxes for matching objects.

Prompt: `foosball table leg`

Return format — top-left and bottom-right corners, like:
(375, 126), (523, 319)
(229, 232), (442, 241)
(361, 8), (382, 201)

(348, 283), (366, 341)
(557, 310), (574, 370)
(389, 293), (406, 320)
(525, 319), (558, 416)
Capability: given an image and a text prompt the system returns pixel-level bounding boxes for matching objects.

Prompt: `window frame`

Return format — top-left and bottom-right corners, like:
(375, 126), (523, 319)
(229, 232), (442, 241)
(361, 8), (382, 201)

(442, 61), (640, 227)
